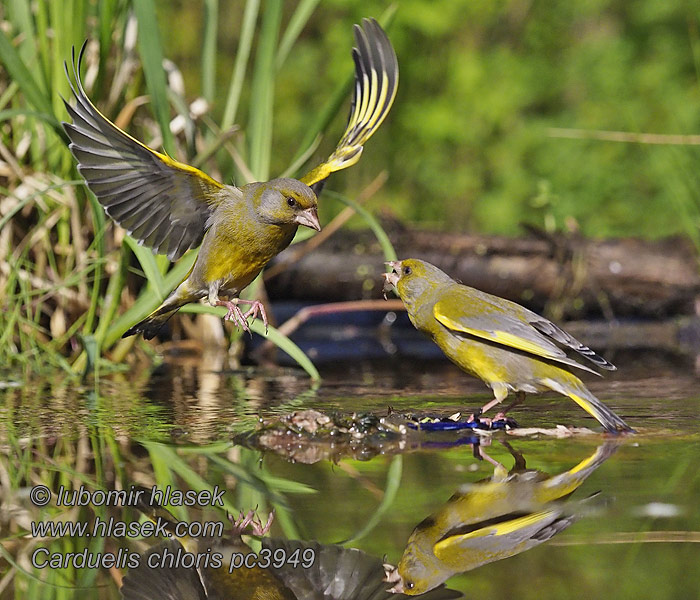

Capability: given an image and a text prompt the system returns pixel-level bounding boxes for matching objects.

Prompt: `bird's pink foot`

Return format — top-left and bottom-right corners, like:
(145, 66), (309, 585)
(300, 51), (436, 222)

(229, 509), (275, 537)
(215, 300), (251, 333)
(236, 299), (269, 334)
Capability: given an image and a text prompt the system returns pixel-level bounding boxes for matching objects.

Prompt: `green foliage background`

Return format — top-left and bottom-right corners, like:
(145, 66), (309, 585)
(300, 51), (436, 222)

(161, 0), (700, 240)
(2, 0), (700, 372)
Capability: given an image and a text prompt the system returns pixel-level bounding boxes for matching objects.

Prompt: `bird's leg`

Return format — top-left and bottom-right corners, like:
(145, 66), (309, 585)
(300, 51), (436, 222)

(493, 391), (526, 421)
(473, 444), (507, 473)
(467, 385), (508, 426)
(234, 299), (269, 334)
(228, 508), (275, 537)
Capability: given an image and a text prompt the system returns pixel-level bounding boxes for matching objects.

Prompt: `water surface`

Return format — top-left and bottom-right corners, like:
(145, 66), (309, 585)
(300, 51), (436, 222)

(1, 352), (699, 599)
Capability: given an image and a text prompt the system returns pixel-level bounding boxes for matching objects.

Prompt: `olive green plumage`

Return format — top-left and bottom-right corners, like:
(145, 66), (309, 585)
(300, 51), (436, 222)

(383, 259), (632, 432)
(62, 19), (398, 339)
(386, 442), (618, 595)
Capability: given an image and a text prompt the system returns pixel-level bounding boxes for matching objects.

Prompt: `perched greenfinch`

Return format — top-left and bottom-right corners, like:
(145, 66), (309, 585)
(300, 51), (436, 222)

(382, 259), (632, 432)
(120, 491), (461, 600)
(63, 19), (398, 339)
(385, 441), (619, 594)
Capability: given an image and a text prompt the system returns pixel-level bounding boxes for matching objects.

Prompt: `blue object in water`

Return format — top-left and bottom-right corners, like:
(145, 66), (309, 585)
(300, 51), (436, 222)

(406, 418), (514, 432)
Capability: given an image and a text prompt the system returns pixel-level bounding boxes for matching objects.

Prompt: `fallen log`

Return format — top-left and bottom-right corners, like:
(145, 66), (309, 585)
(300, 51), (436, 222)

(266, 227), (700, 319)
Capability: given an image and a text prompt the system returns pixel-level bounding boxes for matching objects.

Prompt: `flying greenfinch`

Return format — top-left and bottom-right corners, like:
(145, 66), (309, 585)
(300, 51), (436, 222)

(385, 441), (619, 594)
(120, 490), (461, 600)
(382, 259), (632, 432)
(62, 18), (398, 339)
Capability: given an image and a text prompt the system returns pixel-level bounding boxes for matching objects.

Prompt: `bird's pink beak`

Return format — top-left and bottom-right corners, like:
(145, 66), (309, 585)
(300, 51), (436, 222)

(295, 207), (321, 231)
(382, 261), (401, 299)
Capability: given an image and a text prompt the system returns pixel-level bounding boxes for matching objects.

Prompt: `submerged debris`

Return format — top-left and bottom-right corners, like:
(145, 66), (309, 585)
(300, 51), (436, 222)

(233, 409), (518, 463)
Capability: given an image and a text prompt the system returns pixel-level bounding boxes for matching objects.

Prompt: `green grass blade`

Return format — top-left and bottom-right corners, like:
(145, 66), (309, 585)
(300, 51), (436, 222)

(124, 237), (167, 301)
(325, 190), (397, 261)
(275, 0), (319, 70)
(202, 0), (218, 102)
(93, 246), (129, 347)
(7, 0), (37, 65)
(97, 0), (120, 93)
(145, 443), (240, 515)
(0, 29), (57, 123)
(82, 193), (106, 335)
(290, 75), (352, 177)
(132, 0), (175, 155)
(247, 0), (282, 180)
(221, 0), (260, 131)
(0, 108), (62, 127)
(101, 250), (197, 347)
(341, 455), (402, 544)
(179, 304), (320, 379)
(249, 319), (319, 380)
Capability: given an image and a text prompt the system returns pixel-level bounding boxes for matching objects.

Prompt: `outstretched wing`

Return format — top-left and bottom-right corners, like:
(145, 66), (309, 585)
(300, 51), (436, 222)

(62, 43), (226, 261)
(301, 18), (398, 190)
(433, 285), (614, 374)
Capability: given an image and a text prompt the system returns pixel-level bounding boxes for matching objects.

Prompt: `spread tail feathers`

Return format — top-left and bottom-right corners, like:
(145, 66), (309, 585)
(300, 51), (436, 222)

(542, 377), (634, 433)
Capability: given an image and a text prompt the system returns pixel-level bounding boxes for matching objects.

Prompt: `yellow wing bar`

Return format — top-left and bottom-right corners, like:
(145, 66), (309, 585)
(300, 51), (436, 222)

(301, 18), (398, 187)
(433, 306), (565, 362)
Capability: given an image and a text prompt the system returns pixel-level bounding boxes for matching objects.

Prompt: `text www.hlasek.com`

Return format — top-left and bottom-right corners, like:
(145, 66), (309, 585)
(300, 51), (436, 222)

(31, 516), (221, 540)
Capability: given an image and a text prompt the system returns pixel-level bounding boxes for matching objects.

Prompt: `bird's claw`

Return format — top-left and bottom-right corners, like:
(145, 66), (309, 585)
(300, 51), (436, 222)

(237, 299), (269, 335)
(215, 299), (269, 334)
(228, 508), (275, 537)
(216, 300), (251, 333)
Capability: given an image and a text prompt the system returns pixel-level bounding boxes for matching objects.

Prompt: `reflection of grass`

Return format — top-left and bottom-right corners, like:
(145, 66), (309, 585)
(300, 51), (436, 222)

(0, 367), (418, 598)
(0, 0), (396, 375)
(0, 399), (319, 597)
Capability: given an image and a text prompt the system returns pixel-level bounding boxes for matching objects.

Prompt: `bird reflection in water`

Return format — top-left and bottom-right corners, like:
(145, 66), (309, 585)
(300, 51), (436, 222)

(120, 493), (461, 600)
(384, 441), (620, 595)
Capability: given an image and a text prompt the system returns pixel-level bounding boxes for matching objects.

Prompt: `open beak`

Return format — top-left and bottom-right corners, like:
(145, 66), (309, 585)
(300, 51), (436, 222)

(382, 261), (401, 300)
(383, 563), (404, 594)
(295, 207), (321, 231)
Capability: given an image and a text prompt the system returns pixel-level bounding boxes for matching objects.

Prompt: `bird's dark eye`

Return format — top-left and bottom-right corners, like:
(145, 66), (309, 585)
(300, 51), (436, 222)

(403, 266), (412, 275)
(406, 581), (415, 590)
(287, 197), (297, 207)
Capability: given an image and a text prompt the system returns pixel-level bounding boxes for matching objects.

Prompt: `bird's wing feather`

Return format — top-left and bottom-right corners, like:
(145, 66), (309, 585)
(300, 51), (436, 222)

(433, 509), (566, 564)
(62, 43), (226, 261)
(433, 286), (600, 375)
(455, 285), (615, 370)
(301, 18), (398, 188)
(528, 316), (616, 370)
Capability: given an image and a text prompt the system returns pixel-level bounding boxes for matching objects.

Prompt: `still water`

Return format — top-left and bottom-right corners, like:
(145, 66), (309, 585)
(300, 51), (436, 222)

(1, 351), (699, 599)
